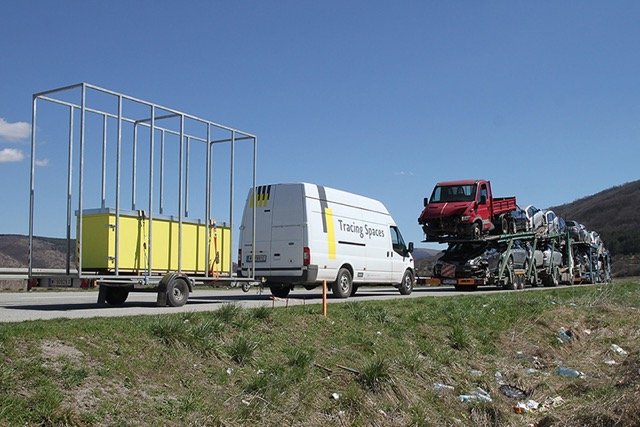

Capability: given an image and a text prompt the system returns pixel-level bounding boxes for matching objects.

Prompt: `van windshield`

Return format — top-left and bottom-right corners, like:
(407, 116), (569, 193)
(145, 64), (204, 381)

(430, 184), (477, 203)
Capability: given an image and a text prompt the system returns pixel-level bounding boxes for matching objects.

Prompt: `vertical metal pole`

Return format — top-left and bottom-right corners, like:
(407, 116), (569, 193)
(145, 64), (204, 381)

(77, 84), (86, 277)
(251, 136), (257, 279)
(115, 96), (122, 275)
(101, 114), (107, 209)
(229, 131), (236, 276)
(178, 115), (184, 272)
(65, 107), (74, 274)
(159, 130), (165, 215)
(132, 124), (138, 210)
(147, 105), (155, 277)
(185, 136), (190, 217)
(28, 96), (37, 277)
(205, 124), (211, 278)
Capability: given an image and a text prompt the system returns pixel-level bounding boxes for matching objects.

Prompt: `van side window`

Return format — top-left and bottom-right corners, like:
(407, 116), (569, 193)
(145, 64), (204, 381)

(390, 226), (406, 256)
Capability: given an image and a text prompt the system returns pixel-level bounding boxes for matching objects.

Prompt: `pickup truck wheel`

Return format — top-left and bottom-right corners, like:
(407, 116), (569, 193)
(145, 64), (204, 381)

(332, 268), (352, 299)
(398, 270), (414, 295)
(105, 286), (129, 306)
(471, 223), (482, 240)
(270, 285), (291, 298)
(167, 278), (190, 307)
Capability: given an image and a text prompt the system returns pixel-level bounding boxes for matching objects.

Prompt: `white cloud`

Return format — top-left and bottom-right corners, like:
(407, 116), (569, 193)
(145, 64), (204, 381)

(0, 148), (25, 162)
(0, 118), (30, 142)
(35, 158), (49, 167)
(396, 171), (415, 176)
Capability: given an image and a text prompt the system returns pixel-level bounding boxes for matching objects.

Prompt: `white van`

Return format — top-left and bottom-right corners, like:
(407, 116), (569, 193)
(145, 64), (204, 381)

(238, 183), (415, 298)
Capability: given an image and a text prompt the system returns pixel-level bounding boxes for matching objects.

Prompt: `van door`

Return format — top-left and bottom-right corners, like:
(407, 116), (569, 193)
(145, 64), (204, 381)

(270, 184), (305, 272)
(389, 226), (409, 283)
(241, 185), (273, 275)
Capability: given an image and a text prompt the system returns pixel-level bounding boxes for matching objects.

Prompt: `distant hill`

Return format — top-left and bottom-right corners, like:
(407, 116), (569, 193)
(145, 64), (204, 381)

(550, 180), (640, 276)
(412, 248), (443, 277)
(0, 235), (74, 269)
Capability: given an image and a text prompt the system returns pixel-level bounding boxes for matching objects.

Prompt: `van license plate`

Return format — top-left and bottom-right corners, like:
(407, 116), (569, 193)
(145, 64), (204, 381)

(442, 279), (458, 285)
(246, 255), (267, 262)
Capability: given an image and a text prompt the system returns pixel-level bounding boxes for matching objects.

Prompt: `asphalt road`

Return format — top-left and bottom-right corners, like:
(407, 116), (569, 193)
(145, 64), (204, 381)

(0, 283), (585, 323)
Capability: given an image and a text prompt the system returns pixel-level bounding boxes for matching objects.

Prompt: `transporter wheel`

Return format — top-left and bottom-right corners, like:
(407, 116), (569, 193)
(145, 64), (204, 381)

(104, 286), (129, 306)
(167, 278), (190, 307)
(543, 266), (560, 287)
(398, 270), (414, 295)
(270, 285), (291, 298)
(332, 268), (353, 299)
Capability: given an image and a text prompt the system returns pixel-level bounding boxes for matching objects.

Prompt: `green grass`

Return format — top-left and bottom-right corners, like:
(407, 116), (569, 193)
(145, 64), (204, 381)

(1, 281), (639, 426)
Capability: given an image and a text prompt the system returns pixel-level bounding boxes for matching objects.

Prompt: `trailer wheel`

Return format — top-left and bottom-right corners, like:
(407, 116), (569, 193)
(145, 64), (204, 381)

(398, 270), (414, 295)
(105, 286), (129, 306)
(543, 266), (560, 287)
(167, 278), (190, 307)
(270, 285), (291, 298)
(332, 268), (353, 299)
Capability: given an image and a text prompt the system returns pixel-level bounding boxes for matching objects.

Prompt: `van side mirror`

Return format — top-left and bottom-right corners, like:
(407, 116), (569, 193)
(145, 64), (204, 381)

(408, 242), (414, 253)
(423, 197), (429, 207)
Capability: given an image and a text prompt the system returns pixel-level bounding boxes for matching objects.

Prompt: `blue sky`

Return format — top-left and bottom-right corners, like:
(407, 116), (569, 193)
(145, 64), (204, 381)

(1, 1), (639, 250)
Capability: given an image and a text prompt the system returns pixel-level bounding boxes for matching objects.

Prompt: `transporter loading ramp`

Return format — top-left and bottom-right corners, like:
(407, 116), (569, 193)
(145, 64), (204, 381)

(28, 83), (260, 306)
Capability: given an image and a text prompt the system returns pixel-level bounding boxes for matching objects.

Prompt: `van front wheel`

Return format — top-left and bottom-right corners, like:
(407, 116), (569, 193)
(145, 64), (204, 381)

(399, 270), (414, 295)
(332, 268), (353, 299)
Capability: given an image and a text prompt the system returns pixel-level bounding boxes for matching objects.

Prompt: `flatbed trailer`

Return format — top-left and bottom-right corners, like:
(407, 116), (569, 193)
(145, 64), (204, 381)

(27, 83), (261, 307)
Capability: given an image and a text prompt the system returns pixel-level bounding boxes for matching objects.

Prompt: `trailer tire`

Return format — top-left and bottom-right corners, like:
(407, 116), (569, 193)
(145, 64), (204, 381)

(398, 270), (414, 295)
(166, 277), (190, 307)
(332, 268), (353, 299)
(543, 266), (560, 287)
(105, 286), (129, 306)
(270, 285), (291, 298)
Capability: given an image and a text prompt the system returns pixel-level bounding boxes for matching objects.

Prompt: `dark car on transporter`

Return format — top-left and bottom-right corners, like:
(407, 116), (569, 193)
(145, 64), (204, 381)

(433, 240), (530, 289)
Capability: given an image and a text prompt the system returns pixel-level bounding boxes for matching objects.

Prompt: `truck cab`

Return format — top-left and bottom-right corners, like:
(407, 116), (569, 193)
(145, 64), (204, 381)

(418, 179), (516, 241)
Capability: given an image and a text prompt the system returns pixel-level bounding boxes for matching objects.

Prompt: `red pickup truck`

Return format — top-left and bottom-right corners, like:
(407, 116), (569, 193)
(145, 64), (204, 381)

(418, 179), (517, 241)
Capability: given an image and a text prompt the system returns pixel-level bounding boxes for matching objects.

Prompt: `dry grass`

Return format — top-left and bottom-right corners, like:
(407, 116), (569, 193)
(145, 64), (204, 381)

(0, 280), (638, 426)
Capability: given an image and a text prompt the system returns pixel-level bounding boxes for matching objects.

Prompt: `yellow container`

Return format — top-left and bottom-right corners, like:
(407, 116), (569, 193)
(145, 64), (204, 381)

(79, 209), (231, 275)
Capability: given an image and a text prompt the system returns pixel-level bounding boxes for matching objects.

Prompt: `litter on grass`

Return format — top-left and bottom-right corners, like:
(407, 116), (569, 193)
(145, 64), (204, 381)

(458, 387), (492, 403)
(610, 344), (628, 356)
(499, 384), (528, 400)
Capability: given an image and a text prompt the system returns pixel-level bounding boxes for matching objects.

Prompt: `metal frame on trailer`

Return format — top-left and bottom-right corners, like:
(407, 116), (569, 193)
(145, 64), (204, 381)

(28, 83), (259, 291)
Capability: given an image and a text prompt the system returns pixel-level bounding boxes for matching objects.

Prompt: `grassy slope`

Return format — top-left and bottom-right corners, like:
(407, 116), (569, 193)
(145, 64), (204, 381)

(1, 281), (639, 426)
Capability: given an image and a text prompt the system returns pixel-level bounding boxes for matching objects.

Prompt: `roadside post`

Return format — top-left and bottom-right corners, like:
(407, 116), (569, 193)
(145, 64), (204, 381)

(322, 280), (327, 317)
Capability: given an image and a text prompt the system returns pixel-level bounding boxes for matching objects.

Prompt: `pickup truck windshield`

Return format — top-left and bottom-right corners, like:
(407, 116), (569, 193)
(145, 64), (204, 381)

(430, 184), (477, 203)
